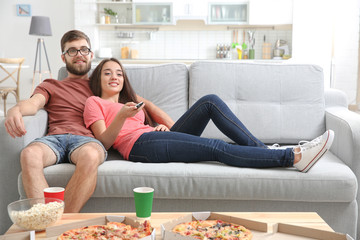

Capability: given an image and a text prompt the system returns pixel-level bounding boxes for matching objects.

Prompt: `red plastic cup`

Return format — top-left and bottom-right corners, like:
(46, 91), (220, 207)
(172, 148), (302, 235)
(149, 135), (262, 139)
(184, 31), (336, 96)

(44, 187), (65, 202)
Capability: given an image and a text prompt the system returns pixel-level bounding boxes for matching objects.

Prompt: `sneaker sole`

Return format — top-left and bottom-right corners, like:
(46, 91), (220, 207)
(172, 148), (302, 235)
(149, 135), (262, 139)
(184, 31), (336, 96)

(300, 130), (334, 173)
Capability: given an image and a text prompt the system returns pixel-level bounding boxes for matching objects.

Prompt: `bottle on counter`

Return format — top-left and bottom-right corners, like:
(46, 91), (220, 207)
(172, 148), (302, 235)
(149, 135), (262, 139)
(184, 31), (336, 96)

(249, 49), (255, 59)
(243, 49), (248, 59)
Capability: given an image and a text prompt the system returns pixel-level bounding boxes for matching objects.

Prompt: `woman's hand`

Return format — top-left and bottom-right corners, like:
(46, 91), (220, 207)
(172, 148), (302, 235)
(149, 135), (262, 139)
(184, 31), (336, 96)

(153, 124), (169, 132)
(118, 102), (145, 119)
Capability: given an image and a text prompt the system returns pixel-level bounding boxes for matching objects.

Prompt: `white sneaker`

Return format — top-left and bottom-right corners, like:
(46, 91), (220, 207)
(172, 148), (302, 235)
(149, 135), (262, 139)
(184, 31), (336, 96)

(268, 143), (281, 149)
(293, 130), (334, 173)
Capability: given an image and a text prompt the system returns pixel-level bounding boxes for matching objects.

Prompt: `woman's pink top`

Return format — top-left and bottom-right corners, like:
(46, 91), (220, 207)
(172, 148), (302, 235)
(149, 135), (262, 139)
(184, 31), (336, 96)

(83, 96), (153, 159)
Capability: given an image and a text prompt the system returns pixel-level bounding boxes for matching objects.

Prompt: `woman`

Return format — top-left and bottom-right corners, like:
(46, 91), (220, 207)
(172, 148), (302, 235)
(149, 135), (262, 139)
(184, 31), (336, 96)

(84, 58), (334, 173)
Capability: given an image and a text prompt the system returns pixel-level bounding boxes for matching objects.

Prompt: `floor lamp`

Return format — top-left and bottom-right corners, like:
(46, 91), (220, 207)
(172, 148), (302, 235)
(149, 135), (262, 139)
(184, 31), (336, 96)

(29, 16), (52, 92)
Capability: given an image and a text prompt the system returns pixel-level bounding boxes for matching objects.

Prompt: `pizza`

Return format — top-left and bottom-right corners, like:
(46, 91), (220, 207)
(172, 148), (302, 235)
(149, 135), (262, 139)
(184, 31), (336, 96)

(58, 220), (152, 240)
(172, 220), (252, 240)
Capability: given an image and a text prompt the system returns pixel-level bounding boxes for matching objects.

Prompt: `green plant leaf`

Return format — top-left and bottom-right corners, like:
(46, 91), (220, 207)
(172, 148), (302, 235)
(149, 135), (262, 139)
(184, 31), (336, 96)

(104, 8), (117, 16)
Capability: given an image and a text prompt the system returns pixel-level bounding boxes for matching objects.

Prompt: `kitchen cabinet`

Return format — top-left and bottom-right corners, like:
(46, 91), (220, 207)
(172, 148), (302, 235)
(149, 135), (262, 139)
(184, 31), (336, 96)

(208, 2), (249, 24)
(96, 1), (173, 25)
(172, 1), (208, 22)
(133, 2), (173, 24)
(249, 0), (293, 25)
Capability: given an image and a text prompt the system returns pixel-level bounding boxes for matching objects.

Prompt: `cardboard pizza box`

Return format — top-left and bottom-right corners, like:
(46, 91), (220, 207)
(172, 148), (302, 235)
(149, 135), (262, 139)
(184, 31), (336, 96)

(269, 223), (354, 240)
(161, 212), (269, 240)
(44, 215), (156, 240)
(161, 212), (354, 240)
(0, 231), (35, 240)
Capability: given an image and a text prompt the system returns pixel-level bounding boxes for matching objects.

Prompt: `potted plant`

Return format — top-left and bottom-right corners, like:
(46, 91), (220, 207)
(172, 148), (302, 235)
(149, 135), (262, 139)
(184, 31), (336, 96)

(104, 8), (117, 24)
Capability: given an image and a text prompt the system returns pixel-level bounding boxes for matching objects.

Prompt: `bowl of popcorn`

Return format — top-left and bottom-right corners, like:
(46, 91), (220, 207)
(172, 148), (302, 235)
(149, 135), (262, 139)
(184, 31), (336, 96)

(8, 198), (64, 231)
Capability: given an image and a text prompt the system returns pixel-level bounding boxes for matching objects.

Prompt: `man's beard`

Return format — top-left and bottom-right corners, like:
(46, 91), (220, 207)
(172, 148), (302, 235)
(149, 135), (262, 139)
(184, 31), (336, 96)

(65, 58), (91, 76)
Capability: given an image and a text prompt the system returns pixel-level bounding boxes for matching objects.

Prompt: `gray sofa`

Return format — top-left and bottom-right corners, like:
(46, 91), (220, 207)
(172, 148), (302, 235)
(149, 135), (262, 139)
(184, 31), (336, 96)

(0, 61), (359, 238)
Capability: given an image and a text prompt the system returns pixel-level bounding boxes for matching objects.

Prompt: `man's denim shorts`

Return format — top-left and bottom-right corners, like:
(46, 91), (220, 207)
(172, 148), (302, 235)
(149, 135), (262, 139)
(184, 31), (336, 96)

(31, 134), (107, 164)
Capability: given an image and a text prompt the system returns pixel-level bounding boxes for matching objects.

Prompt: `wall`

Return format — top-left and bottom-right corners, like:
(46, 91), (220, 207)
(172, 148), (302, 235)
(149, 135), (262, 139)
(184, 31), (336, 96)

(0, 0), (74, 102)
(332, 0), (359, 106)
(292, 0), (359, 103)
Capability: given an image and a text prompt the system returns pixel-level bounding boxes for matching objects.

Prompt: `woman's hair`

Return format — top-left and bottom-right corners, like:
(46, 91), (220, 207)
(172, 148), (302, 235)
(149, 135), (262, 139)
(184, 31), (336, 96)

(89, 58), (154, 126)
(60, 30), (91, 53)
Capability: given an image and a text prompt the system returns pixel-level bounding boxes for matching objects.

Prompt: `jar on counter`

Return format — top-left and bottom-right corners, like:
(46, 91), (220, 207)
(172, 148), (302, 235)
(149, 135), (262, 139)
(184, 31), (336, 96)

(121, 41), (139, 59)
(100, 15), (106, 24)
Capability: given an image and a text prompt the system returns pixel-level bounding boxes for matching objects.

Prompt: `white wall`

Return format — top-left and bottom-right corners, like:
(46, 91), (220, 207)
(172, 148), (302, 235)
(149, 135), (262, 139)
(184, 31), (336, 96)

(0, 0), (74, 101)
(292, 0), (359, 103)
(292, 0), (333, 88)
(332, 0), (359, 105)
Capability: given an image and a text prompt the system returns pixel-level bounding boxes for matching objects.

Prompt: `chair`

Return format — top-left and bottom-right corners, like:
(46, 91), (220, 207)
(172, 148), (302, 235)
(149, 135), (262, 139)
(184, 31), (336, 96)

(0, 58), (25, 116)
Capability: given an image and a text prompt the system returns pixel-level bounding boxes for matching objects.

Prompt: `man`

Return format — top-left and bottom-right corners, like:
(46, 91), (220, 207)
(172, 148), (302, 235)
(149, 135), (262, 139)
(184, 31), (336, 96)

(4, 30), (173, 212)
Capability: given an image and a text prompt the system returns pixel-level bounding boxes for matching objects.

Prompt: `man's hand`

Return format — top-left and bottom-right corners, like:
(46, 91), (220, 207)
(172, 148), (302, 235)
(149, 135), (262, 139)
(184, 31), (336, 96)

(3, 94), (46, 138)
(4, 106), (27, 138)
(153, 124), (169, 132)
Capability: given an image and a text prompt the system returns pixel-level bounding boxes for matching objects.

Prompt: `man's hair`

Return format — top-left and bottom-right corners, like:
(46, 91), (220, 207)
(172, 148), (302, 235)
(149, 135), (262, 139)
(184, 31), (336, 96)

(60, 30), (91, 52)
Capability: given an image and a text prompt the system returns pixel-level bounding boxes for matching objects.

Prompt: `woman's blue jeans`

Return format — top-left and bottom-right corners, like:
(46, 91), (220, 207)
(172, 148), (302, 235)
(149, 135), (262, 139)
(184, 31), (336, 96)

(129, 94), (294, 168)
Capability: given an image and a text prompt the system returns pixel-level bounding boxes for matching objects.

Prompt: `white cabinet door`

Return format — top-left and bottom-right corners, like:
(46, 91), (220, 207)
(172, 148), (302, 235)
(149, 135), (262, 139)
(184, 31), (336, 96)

(173, 1), (208, 22)
(133, 2), (173, 24)
(249, 0), (293, 25)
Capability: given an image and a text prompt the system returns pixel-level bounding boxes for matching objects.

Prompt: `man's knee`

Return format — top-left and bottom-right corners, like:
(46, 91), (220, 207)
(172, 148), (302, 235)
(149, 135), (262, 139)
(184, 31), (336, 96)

(20, 144), (43, 167)
(20, 143), (56, 169)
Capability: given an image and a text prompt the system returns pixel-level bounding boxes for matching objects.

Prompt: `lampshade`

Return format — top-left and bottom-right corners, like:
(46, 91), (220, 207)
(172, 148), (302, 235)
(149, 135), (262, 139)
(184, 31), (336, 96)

(29, 16), (52, 36)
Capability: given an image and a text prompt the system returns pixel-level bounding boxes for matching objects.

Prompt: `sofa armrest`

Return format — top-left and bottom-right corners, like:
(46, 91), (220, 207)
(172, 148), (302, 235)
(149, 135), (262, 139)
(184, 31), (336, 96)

(325, 106), (360, 175)
(0, 109), (47, 234)
(22, 109), (48, 145)
(326, 105), (360, 239)
(324, 88), (348, 108)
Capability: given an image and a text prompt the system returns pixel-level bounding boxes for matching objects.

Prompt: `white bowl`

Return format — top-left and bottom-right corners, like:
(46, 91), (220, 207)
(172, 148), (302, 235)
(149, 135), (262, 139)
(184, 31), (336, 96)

(8, 198), (64, 231)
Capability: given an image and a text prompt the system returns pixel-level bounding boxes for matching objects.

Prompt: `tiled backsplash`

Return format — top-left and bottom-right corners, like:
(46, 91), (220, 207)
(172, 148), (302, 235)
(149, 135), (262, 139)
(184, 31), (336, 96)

(98, 29), (292, 60)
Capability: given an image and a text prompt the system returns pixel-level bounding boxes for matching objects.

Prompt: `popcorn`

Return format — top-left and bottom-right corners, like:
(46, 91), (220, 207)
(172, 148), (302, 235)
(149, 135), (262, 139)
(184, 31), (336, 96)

(10, 201), (64, 230)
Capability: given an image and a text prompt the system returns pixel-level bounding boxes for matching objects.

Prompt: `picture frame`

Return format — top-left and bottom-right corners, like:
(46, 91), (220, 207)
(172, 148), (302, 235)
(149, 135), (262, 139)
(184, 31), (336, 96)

(16, 4), (31, 17)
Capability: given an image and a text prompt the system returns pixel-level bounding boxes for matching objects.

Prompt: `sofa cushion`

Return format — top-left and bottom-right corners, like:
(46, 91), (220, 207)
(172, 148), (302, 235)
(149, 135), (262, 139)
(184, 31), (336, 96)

(124, 64), (188, 122)
(189, 61), (325, 144)
(18, 151), (357, 203)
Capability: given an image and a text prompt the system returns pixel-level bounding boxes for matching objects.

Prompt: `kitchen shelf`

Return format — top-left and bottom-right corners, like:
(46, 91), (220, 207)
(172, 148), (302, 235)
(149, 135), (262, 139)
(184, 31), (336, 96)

(96, 2), (131, 4)
(97, 0), (132, 24)
(96, 24), (159, 31)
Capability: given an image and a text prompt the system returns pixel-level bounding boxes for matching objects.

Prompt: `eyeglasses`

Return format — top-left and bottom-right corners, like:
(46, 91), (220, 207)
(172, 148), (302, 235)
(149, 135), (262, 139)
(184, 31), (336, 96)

(62, 47), (91, 57)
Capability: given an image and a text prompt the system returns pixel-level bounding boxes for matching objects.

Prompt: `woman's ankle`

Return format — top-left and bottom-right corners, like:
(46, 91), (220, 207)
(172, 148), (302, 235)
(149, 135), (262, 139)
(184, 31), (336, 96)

(293, 147), (301, 164)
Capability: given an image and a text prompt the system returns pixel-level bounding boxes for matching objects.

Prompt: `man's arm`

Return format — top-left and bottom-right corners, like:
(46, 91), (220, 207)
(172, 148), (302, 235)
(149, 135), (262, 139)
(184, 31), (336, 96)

(136, 95), (175, 129)
(4, 93), (46, 138)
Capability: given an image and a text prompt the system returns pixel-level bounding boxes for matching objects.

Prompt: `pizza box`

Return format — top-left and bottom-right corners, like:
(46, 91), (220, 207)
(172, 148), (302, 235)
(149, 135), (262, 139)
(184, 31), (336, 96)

(268, 223), (354, 240)
(0, 231), (35, 240)
(43, 215), (156, 240)
(161, 212), (354, 240)
(161, 212), (269, 240)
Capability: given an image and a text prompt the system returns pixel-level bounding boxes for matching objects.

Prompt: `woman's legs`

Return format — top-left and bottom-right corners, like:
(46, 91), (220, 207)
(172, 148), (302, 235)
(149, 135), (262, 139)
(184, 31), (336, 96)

(170, 94), (266, 148)
(129, 131), (293, 168)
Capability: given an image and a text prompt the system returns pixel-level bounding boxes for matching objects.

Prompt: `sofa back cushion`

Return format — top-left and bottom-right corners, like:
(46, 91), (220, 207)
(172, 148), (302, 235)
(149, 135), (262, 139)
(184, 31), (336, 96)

(58, 63), (189, 122)
(189, 61), (325, 144)
(124, 64), (188, 122)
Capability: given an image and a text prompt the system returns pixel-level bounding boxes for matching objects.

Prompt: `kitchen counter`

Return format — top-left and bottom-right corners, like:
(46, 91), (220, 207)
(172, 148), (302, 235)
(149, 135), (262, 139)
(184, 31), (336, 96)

(93, 58), (289, 65)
